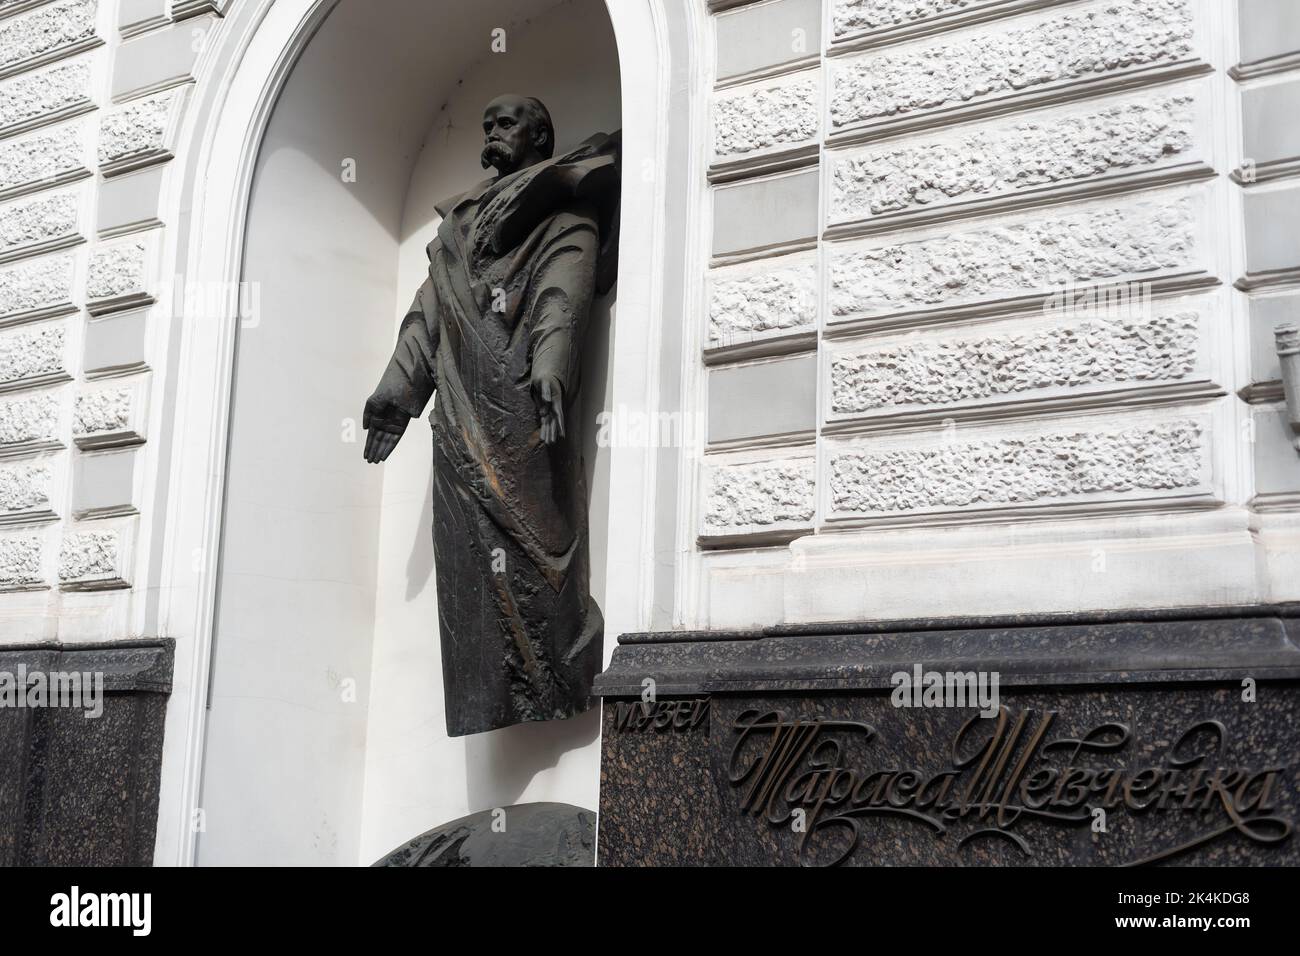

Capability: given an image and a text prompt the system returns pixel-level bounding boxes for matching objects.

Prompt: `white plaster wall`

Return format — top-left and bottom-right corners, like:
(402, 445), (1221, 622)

(357, 0), (621, 864)
(694, 0), (1300, 627)
(194, 2), (412, 866)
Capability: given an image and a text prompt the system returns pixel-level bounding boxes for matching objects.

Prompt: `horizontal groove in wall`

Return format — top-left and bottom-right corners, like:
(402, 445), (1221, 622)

(824, 161), (1216, 242)
(0, 36), (102, 83)
(709, 142), (819, 185)
(0, 302), (77, 331)
(0, 371), (72, 396)
(1230, 52), (1300, 83)
(0, 167), (90, 204)
(705, 427), (817, 455)
(711, 236), (818, 268)
(0, 438), (63, 462)
(703, 329), (817, 366)
(1235, 268), (1300, 293)
(821, 494), (1223, 533)
(0, 234), (84, 266)
(0, 0), (57, 20)
(823, 274), (1222, 339)
(821, 381), (1228, 439)
(715, 53), (820, 92)
(1232, 159), (1300, 187)
(0, 100), (95, 143)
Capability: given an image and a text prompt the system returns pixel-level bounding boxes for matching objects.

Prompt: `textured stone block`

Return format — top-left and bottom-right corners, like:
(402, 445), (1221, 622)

(830, 0), (1196, 134)
(0, 322), (67, 392)
(0, 56), (93, 137)
(830, 309), (1203, 417)
(0, 390), (59, 456)
(828, 417), (1208, 519)
(707, 256), (817, 348)
(0, 120), (88, 198)
(98, 88), (180, 172)
(58, 525), (129, 589)
(832, 0), (1063, 40)
(86, 238), (152, 314)
(713, 72), (819, 160)
(0, 456), (55, 523)
(72, 382), (144, 447)
(828, 195), (1202, 323)
(701, 456), (816, 539)
(0, 252), (74, 324)
(0, 532), (43, 590)
(835, 0), (984, 37)
(830, 90), (1201, 225)
(0, 0), (99, 79)
(0, 189), (80, 262)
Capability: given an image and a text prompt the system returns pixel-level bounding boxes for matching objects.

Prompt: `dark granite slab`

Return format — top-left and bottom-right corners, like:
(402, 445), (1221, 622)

(372, 803), (595, 867)
(595, 604), (1300, 695)
(595, 606), (1300, 866)
(0, 640), (172, 867)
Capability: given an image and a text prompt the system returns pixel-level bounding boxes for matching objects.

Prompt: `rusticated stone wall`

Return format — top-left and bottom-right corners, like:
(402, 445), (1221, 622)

(699, 0), (1300, 622)
(0, 0), (225, 639)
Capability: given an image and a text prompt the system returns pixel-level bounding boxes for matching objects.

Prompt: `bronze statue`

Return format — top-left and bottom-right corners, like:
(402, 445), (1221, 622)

(362, 95), (619, 736)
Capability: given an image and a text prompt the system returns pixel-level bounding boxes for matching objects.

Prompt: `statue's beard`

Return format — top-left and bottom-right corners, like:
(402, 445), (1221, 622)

(481, 140), (516, 173)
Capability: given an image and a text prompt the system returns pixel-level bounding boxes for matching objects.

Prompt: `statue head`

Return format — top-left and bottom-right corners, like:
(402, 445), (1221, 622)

(481, 94), (554, 176)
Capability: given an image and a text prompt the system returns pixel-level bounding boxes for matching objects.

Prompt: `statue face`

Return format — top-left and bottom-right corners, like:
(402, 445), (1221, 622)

(481, 96), (546, 175)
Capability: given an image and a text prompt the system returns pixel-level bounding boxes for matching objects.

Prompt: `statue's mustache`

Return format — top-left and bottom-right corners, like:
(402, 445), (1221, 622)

(481, 140), (513, 169)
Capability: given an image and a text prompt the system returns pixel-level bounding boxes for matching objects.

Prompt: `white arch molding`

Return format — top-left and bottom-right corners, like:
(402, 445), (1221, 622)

(145, 0), (703, 866)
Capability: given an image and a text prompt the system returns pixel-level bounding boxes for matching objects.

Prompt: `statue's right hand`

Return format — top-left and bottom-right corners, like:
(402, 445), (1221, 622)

(362, 396), (410, 463)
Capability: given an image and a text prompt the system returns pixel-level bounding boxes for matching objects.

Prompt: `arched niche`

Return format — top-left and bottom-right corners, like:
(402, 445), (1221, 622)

(145, 0), (701, 865)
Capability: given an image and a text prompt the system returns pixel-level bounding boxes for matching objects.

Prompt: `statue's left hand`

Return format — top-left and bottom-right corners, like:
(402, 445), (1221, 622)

(532, 374), (565, 446)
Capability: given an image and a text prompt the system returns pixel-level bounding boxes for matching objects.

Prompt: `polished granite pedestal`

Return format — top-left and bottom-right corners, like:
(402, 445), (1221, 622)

(0, 640), (172, 867)
(594, 605), (1300, 866)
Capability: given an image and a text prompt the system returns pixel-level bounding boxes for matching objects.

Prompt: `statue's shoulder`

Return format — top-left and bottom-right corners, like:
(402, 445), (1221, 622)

(564, 130), (621, 179)
(433, 176), (496, 221)
(549, 131), (621, 212)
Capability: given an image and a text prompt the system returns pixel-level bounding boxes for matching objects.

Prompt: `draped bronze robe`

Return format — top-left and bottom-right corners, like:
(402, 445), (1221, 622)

(370, 133), (619, 736)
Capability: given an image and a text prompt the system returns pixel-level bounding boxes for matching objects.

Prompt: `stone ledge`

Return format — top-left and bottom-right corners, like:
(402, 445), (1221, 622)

(0, 637), (173, 693)
(594, 603), (1300, 696)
